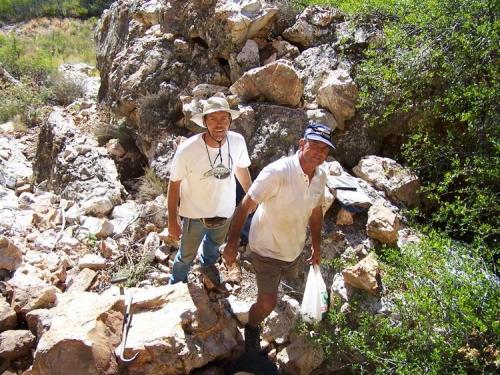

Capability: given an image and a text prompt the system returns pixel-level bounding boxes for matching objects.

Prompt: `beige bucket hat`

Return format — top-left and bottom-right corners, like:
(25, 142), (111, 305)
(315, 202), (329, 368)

(191, 96), (240, 127)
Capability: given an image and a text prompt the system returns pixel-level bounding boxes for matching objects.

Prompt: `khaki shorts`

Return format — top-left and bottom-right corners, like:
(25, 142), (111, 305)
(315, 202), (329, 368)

(251, 252), (302, 294)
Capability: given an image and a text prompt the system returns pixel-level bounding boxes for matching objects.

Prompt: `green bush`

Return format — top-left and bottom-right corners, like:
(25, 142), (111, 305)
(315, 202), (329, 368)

(302, 233), (499, 374)
(0, 0), (113, 22)
(0, 80), (52, 126)
(0, 18), (96, 123)
(0, 18), (96, 81)
(297, 0), (499, 257)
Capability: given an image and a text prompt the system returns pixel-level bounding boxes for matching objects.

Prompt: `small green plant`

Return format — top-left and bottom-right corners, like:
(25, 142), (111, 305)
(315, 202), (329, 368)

(136, 167), (167, 203)
(113, 250), (155, 288)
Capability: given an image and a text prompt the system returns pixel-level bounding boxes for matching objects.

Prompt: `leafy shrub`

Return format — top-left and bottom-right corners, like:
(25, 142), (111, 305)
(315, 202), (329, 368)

(297, 0), (499, 257)
(0, 18), (96, 123)
(0, 80), (52, 126)
(301, 232), (499, 374)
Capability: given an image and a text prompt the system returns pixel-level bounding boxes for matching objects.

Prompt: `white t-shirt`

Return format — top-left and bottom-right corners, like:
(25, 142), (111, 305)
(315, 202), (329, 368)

(248, 153), (326, 262)
(170, 131), (251, 219)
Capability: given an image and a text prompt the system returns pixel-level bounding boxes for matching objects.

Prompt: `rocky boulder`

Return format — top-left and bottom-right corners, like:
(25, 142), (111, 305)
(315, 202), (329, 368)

(0, 235), (23, 271)
(28, 291), (122, 375)
(317, 68), (358, 130)
(230, 59), (303, 106)
(95, 0), (278, 129)
(342, 252), (381, 295)
(120, 282), (240, 375)
(0, 136), (33, 190)
(283, 6), (342, 48)
(277, 334), (325, 375)
(0, 330), (36, 360)
(240, 103), (308, 174)
(8, 272), (59, 318)
(353, 155), (420, 207)
(366, 204), (400, 245)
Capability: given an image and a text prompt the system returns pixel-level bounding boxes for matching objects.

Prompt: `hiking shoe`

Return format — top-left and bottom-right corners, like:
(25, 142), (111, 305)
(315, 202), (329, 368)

(244, 323), (261, 353)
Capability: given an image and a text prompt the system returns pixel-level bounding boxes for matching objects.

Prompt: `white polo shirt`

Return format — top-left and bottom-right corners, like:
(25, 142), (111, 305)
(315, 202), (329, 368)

(170, 131), (251, 219)
(248, 153), (326, 261)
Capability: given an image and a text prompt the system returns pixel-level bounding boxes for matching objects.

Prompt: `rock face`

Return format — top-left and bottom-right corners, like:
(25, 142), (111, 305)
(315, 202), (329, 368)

(240, 103), (309, 174)
(283, 6), (342, 48)
(353, 155), (420, 207)
(0, 136), (33, 189)
(33, 108), (124, 209)
(29, 291), (122, 375)
(230, 59), (303, 106)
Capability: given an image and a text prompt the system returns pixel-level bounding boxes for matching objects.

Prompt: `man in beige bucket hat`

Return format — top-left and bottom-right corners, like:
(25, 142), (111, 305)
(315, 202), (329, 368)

(167, 96), (252, 285)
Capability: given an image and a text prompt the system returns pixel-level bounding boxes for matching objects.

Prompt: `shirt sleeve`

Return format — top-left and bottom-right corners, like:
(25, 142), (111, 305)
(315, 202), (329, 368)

(248, 164), (280, 204)
(169, 146), (186, 182)
(234, 133), (251, 168)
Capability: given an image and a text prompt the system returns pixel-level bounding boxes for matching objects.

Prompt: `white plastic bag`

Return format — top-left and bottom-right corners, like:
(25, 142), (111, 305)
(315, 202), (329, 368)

(300, 265), (329, 323)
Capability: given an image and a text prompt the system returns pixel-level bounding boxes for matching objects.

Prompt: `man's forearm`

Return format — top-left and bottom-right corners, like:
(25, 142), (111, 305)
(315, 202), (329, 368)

(309, 206), (323, 252)
(227, 194), (256, 246)
(235, 167), (252, 192)
(227, 204), (250, 247)
(167, 180), (181, 222)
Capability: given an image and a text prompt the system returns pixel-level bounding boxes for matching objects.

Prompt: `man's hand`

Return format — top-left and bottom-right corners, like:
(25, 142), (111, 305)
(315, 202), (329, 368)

(307, 247), (321, 265)
(168, 218), (182, 242)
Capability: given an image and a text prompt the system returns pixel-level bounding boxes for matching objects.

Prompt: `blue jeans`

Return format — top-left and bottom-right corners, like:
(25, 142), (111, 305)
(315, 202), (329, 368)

(170, 217), (231, 283)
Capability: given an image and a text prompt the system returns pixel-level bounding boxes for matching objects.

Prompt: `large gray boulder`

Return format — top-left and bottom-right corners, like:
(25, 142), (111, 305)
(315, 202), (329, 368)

(0, 136), (33, 189)
(234, 103), (308, 175)
(283, 6), (342, 48)
(353, 155), (420, 207)
(119, 282), (241, 375)
(28, 291), (122, 375)
(230, 59), (303, 106)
